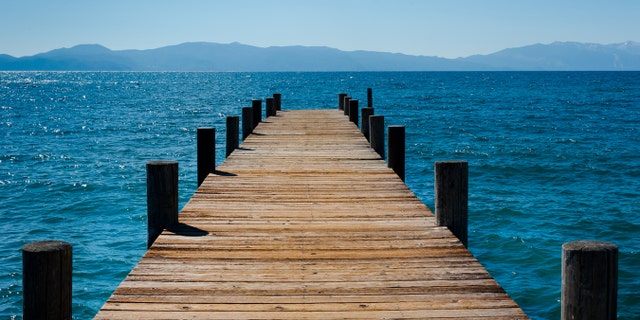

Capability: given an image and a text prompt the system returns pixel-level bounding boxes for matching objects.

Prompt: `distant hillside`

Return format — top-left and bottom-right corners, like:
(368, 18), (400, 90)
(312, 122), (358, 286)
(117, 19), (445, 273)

(1, 41), (639, 71)
(464, 41), (640, 71)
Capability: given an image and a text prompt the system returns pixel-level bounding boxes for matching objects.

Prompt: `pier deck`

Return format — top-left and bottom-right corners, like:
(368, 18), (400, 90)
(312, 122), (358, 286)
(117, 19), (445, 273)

(95, 110), (528, 319)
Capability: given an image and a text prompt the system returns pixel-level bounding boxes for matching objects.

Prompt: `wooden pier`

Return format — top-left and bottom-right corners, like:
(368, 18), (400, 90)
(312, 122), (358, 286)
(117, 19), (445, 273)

(95, 109), (528, 319)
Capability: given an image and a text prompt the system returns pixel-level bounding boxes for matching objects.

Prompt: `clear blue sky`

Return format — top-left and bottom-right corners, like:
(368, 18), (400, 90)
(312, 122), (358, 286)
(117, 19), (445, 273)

(2, 0), (638, 58)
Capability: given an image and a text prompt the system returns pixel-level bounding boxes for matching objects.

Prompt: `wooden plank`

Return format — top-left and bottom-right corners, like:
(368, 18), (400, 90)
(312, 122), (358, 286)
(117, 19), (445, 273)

(95, 109), (528, 319)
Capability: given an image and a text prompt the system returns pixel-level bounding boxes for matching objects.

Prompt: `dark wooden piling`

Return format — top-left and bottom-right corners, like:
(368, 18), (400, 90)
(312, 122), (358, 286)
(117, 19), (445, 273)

(367, 88), (373, 108)
(388, 125), (405, 182)
(338, 93), (347, 110)
(343, 96), (351, 116)
(562, 240), (618, 320)
(242, 107), (253, 140)
(147, 161), (178, 248)
(22, 240), (72, 320)
(361, 107), (374, 141)
(197, 127), (215, 187)
(369, 115), (385, 160)
(266, 97), (275, 117)
(348, 99), (359, 126)
(273, 93), (281, 111)
(434, 161), (468, 247)
(226, 116), (239, 157)
(252, 99), (262, 129)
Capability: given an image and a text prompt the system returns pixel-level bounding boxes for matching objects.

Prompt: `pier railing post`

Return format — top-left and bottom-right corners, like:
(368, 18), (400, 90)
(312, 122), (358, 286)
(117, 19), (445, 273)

(369, 115), (385, 160)
(226, 116), (239, 157)
(338, 93), (347, 110)
(266, 97), (275, 117)
(434, 161), (468, 247)
(361, 107), (374, 141)
(388, 125), (405, 182)
(242, 106), (253, 140)
(22, 240), (72, 320)
(147, 161), (178, 248)
(343, 96), (351, 116)
(562, 240), (618, 320)
(367, 87), (373, 108)
(197, 127), (215, 187)
(252, 99), (262, 129)
(273, 93), (281, 111)
(349, 99), (359, 126)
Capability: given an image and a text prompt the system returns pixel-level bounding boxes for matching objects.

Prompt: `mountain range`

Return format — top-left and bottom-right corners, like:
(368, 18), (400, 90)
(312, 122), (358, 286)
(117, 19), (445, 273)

(1, 41), (639, 71)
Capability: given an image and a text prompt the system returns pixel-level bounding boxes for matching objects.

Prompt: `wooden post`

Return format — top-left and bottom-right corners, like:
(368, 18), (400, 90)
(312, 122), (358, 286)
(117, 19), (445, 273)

(226, 116), (239, 157)
(338, 93), (347, 110)
(22, 241), (72, 320)
(434, 161), (468, 247)
(367, 87), (373, 108)
(242, 106), (253, 140)
(197, 127), (215, 187)
(369, 115), (385, 160)
(147, 161), (178, 248)
(361, 107), (374, 141)
(349, 99), (359, 126)
(388, 125), (405, 182)
(562, 240), (618, 320)
(273, 93), (281, 111)
(252, 99), (262, 129)
(343, 96), (351, 116)
(266, 97), (275, 117)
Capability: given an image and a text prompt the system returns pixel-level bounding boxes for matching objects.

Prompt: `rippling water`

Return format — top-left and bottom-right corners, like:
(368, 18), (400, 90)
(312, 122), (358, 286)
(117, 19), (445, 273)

(1, 71), (638, 319)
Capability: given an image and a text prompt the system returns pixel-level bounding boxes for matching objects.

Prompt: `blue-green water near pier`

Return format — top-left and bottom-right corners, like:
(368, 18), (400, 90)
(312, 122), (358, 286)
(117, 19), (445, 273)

(1, 71), (638, 319)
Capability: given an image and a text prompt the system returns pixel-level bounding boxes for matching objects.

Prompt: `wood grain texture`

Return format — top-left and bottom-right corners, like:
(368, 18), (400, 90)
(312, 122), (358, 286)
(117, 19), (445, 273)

(95, 110), (528, 319)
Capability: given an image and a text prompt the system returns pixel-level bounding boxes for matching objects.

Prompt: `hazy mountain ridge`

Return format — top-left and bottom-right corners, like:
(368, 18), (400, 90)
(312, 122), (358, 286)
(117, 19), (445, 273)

(1, 41), (639, 71)
(465, 41), (640, 70)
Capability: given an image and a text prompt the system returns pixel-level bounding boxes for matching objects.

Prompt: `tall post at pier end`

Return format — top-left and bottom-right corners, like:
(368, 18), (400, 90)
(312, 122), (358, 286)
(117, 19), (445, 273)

(273, 93), (281, 111)
(343, 96), (351, 116)
(266, 97), (275, 117)
(562, 240), (618, 320)
(23, 240), (72, 320)
(242, 107), (253, 140)
(388, 125), (405, 182)
(251, 99), (262, 129)
(361, 107), (374, 141)
(369, 115), (385, 160)
(349, 99), (359, 126)
(197, 127), (215, 187)
(226, 116), (239, 157)
(434, 161), (468, 247)
(338, 93), (347, 110)
(147, 160), (178, 248)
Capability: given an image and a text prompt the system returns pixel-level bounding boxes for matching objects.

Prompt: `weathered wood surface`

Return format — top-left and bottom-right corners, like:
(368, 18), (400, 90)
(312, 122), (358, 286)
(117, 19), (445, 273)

(95, 110), (528, 319)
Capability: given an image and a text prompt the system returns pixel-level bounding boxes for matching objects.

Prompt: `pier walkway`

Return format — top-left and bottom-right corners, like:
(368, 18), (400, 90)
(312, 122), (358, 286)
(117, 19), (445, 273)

(95, 110), (528, 319)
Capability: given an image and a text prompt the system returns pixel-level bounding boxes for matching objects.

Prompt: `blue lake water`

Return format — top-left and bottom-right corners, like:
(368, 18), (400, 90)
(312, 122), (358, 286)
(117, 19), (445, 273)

(1, 71), (638, 319)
